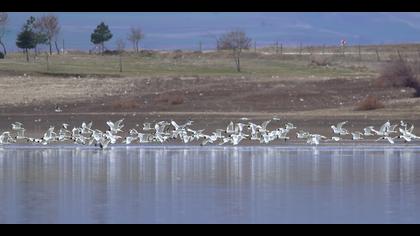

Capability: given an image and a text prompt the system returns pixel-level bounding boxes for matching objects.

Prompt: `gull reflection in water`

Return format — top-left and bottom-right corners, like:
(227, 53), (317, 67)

(0, 145), (420, 223)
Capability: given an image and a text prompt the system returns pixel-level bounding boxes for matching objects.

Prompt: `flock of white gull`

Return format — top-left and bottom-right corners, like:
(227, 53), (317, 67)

(0, 118), (418, 149)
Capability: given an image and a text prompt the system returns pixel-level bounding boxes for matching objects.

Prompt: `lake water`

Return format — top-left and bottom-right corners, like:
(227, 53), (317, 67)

(1, 145), (420, 224)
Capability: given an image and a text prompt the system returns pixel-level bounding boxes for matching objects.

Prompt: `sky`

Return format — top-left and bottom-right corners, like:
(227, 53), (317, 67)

(2, 12), (420, 51)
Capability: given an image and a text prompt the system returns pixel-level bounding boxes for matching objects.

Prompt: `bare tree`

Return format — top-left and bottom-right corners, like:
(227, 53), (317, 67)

(35, 14), (61, 55)
(127, 27), (144, 53)
(0, 12), (8, 55)
(218, 30), (252, 72)
(116, 38), (125, 73)
(116, 38), (125, 53)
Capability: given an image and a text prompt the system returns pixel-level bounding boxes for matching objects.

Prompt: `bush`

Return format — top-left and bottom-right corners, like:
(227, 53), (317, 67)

(0, 52), (4, 59)
(111, 98), (141, 110)
(154, 92), (185, 105)
(376, 59), (420, 97)
(103, 50), (120, 55)
(140, 50), (156, 57)
(173, 50), (183, 60)
(309, 56), (331, 67)
(354, 95), (385, 111)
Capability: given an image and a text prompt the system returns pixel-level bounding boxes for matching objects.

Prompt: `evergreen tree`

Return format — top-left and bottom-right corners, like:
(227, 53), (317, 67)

(16, 17), (37, 62)
(90, 22), (113, 54)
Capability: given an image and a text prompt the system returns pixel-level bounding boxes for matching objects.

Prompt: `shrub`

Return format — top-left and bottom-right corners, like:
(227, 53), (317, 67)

(173, 50), (183, 60)
(354, 95), (385, 111)
(154, 92), (185, 105)
(169, 94), (184, 105)
(140, 50), (156, 57)
(309, 56), (331, 67)
(103, 50), (119, 55)
(376, 59), (420, 97)
(0, 52), (4, 59)
(111, 98), (141, 110)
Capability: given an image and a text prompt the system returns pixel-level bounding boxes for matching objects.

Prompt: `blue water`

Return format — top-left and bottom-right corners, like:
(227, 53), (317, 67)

(3, 12), (420, 52)
(1, 145), (420, 224)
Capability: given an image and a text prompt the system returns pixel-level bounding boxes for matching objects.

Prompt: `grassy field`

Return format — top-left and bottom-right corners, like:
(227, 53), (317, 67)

(0, 50), (376, 78)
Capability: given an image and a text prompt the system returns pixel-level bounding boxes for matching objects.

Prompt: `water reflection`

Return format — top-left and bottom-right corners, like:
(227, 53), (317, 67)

(0, 146), (420, 223)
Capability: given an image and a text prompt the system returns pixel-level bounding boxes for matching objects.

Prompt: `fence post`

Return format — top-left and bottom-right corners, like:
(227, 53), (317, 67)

(375, 47), (380, 61)
(280, 43), (283, 56)
(119, 54), (123, 73)
(397, 50), (403, 61)
(299, 42), (302, 56)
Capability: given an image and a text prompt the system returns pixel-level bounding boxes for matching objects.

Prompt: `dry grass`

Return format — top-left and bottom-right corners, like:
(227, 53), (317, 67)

(354, 95), (385, 111)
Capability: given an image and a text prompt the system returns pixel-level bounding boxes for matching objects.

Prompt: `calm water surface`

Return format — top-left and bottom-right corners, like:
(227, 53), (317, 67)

(1, 145), (420, 224)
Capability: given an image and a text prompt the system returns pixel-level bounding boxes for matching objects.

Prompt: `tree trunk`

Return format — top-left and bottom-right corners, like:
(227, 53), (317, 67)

(49, 42), (52, 55)
(55, 40), (60, 55)
(0, 40), (6, 55)
(101, 42), (104, 55)
(136, 41), (139, 53)
(235, 55), (241, 72)
(237, 58), (240, 72)
(25, 49), (29, 62)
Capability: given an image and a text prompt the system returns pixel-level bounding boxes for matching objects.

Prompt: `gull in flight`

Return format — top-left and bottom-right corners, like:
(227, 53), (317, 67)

(257, 120), (271, 133)
(376, 136), (396, 144)
(107, 119), (124, 134)
(331, 121), (349, 135)
(143, 122), (153, 131)
(296, 130), (310, 139)
(331, 136), (341, 142)
(363, 126), (375, 136)
(0, 132), (15, 144)
(226, 121), (235, 134)
(371, 120), (391, 136)
(11, 122), (26, 139)
(3, 118), (416, 148)
(307, 134), (327, 145)
(351, 132), (364, 140)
